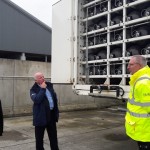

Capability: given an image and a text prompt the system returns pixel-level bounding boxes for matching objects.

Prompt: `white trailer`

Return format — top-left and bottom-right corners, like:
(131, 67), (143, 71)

(52, 0), (150, 100)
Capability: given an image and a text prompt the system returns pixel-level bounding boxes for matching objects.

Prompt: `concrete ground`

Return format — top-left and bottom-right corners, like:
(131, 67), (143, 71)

(0, 107), (138, 150)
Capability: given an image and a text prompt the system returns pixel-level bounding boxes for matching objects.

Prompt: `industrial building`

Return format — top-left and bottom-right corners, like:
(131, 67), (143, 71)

(0, 0), (51, 62)
(0, 0), (52, 116)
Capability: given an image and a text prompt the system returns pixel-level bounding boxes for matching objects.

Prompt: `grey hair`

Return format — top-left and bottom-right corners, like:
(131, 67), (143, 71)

(132, 55), (147, 67)
(34, 72), (44, 80)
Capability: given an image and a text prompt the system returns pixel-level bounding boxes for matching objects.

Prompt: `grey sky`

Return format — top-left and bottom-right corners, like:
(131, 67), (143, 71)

(10, 0), (57, 27)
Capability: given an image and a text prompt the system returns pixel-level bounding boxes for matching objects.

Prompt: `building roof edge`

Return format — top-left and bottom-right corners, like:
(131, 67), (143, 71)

(4, 0), (52, 32)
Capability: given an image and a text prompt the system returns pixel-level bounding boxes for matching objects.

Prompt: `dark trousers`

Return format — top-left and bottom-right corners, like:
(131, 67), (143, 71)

(35, 121), (59, 150)
(0, 100), (3, 136)
(138, 142), (150, 150)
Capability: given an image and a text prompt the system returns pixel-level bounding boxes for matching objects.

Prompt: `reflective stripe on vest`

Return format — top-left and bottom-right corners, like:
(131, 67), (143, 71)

(128, 77), (150, 107)
(127, 109), (150, 118)
(128, 76), (150, 118)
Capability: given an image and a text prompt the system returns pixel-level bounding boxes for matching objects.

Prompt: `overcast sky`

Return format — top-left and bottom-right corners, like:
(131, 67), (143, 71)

(10, 0), (58, 27)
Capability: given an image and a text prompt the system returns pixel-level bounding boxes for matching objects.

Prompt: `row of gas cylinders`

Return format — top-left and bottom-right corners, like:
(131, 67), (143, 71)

(84, 0), (149, 18)
(87, 64), (124, 75)
(87, 6), (150, 19)
(84, 0), (136, 13)
(87, 16), (150, 33)
(85, 44), (150, 61)
(84, 25), (150, 46)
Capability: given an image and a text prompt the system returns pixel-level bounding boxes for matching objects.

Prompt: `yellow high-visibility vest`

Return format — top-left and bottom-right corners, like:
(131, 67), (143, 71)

(125, 65), (150, 142)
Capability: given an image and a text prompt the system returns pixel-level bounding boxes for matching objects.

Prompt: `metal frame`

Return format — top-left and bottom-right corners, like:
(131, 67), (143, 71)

(74, 0), (150, 99)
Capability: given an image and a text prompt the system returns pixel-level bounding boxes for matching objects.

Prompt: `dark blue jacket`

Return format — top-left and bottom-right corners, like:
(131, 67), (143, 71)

(30, 82), (59, 126)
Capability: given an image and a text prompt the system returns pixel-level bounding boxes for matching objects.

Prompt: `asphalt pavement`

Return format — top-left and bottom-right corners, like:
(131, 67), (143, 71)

(0, 107), (138, 150)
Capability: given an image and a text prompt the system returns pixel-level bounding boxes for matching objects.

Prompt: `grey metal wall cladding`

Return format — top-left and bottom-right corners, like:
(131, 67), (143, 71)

(0, 0), (51, 55)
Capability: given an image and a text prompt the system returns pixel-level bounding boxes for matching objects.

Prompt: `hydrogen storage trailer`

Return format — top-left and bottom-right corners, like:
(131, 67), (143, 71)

(51, 0), (150, 100)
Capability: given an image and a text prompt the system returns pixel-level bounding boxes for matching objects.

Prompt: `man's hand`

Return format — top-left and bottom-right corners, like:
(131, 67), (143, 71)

(40, 82), (47, 88)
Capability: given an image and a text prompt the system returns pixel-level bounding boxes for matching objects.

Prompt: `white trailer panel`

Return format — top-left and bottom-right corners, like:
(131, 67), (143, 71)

(51, 0), (74, 83)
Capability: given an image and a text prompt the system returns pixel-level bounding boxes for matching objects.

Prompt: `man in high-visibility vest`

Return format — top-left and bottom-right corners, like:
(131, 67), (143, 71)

(125, 55), (150, 150)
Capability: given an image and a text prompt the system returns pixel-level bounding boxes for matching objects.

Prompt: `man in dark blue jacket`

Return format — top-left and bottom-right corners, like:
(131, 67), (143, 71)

(30, 72), (59, 150)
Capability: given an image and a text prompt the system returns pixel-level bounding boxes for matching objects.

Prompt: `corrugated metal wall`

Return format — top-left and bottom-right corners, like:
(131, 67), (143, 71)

(0, 0), (51, 55)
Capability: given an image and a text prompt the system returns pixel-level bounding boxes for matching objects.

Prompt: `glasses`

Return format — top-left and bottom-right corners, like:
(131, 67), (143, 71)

(128, 63), (141, 66)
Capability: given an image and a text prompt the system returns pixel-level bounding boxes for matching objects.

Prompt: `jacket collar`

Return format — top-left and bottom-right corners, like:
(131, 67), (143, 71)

(129, 65), (150, 86)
